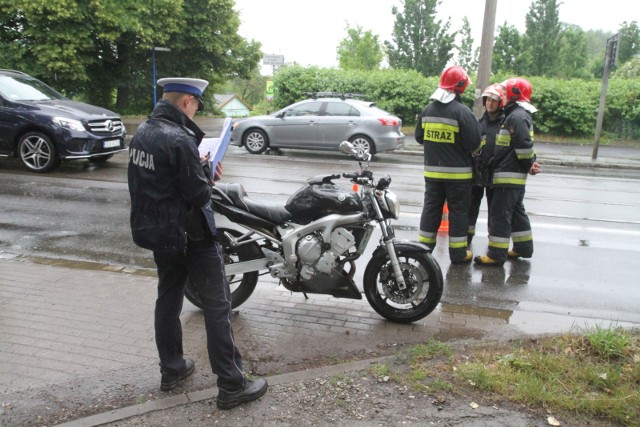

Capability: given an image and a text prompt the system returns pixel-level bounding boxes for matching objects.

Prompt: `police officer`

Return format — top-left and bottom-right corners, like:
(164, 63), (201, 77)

(468, 83), (506, 244)
(127, 77), (267, 409)
(415, 66), (482, 263)
(475, 77), (541, 266)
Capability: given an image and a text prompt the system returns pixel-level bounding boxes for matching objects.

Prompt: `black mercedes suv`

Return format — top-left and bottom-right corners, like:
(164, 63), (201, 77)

(0, 69), (126, 172)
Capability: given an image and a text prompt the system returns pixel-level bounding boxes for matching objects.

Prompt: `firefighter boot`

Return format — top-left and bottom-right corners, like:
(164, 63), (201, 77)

(474, 255), (504, 266)
(452, 250), (473, 264)
(508, 250), (532, 259)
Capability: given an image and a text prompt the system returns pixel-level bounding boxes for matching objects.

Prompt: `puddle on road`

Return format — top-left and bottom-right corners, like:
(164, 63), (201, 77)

(19, 255), (157, 277)
(441, 301), (513, 322)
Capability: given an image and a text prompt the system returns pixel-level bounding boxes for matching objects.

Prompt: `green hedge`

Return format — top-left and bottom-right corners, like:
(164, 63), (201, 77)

(271, 66), (639, 140)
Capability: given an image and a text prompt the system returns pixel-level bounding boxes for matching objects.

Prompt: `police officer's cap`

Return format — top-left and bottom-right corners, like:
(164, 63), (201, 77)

(158, 77), (209, 111)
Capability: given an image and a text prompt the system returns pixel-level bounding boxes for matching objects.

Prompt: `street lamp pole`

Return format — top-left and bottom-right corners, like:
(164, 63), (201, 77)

(152, 47), (171, 109)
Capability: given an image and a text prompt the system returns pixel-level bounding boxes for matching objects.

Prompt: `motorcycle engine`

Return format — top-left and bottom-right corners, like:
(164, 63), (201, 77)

(297, 228), (355, 280)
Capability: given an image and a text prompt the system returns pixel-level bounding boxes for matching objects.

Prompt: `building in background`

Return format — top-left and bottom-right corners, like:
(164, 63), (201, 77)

(214, 94), (252, 117)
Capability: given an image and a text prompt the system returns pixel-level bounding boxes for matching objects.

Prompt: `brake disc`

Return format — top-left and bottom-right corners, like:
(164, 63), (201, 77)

(381, 262), (424, 304)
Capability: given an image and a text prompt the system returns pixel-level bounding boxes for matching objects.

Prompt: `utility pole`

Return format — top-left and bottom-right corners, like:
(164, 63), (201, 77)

(592, 33), (620, 160)
(473, 0), (498, 118)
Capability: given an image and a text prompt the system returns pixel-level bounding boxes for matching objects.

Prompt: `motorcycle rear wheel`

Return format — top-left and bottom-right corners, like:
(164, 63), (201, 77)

(363, 248), (443, 324)
(184, 228), (261, 309)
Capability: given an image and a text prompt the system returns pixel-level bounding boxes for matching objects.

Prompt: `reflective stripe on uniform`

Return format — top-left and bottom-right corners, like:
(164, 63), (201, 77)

(488, 235), (510, 249)
(422, 116), (459, 144)
(424, 165), (473, 180)
(419, 231), (437, 244)
(493, 172), (527, 185)
(496, 129), (510, 147)
(449, 235), (468, 249)
(511, 230), (533, 242)
(515, 147), (535, 160)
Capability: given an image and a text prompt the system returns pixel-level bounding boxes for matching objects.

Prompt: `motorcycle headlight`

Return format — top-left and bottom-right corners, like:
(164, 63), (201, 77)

(379, 190), (400, 220)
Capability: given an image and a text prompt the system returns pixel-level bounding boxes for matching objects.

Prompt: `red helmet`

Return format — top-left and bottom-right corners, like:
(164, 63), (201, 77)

(482, 83), (506, 106)
(504, 77), (532, 103)
(439, 66), (471, 94)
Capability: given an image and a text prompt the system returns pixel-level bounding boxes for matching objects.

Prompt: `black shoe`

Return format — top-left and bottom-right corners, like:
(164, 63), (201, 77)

(160, 359), (195, 391)
(216, 378), (268, 410)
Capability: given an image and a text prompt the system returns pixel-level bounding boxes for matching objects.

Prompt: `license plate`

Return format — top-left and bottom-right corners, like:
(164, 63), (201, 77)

(103, 139), (121, 149)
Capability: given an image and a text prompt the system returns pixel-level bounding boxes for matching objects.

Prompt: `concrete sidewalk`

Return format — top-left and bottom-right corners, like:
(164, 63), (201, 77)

(0, 252), (520, 426)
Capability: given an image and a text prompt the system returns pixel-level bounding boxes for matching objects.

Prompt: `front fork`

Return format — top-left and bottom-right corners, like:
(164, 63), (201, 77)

(384, 238), (407, 290)
(368, 189), (408, 291)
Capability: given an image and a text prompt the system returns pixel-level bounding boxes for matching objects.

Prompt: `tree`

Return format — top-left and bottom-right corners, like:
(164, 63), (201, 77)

(217, 67), (268, 108)
(455, 17), (478, 74)
(613, 57), (640, 78)
(0, 0), (262, 113)
(492, 23), (527, 75)
(384, 0), (455, 77)
(337, 25), (383, 71)
(556, 25), (590, 79)
(523, 0), (562, 76)
(617, 21), (640, 65)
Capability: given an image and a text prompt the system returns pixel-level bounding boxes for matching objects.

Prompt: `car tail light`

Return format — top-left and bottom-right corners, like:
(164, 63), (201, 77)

(377, 118), (399, 126)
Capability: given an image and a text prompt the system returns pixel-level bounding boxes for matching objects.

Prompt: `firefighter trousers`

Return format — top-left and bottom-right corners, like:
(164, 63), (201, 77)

(419, 179), (472, 263)
(468, 185), (494, 244)
(486, 187), (533, 263)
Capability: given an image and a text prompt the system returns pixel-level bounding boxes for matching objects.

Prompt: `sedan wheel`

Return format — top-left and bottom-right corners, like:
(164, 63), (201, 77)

(18, 132), (61, 173)
(243, 129), (269, 154)
(349, 135), (375, 156)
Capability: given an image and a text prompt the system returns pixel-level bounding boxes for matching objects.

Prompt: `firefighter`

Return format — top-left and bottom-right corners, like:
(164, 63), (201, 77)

(474, 77), (541, 266)
(415, 66), (482, 263)
(468, 83), (506, 244)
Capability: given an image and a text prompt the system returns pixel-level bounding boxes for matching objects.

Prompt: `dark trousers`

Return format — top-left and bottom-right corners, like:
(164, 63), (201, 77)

(486, 187), (533, 262)
(153, 239), (245, 392)
(468, 185), (494, 243)
(419, 179), (472, 262)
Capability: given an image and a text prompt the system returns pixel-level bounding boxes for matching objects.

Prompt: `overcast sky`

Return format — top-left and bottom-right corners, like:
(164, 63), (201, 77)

(232, 0), (634, 71)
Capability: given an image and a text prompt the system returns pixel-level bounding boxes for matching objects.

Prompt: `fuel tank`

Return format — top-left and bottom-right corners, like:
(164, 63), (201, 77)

(285, 181), (363, 224)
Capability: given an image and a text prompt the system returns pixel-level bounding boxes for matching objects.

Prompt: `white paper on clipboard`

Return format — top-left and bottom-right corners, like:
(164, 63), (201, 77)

(198, 116), (233, 170)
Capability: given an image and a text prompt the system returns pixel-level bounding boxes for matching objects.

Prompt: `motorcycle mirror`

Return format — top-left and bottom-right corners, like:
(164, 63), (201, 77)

(339, 141), (356, 155)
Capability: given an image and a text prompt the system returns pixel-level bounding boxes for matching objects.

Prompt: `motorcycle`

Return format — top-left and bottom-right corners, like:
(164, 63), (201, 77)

(185, 141), (443, 323)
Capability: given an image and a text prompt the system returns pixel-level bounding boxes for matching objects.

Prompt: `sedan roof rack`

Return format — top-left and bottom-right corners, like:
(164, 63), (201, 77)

(304, 91), (366, 100)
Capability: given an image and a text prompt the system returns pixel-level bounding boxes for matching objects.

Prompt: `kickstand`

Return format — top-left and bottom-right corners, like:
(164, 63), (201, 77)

(303, 292), (309, 300)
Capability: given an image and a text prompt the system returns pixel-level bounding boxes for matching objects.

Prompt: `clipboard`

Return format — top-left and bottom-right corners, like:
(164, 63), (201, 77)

(199, 117), (233, 170)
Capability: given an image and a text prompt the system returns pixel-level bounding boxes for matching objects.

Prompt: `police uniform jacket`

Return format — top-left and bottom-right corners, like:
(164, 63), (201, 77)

(414, 96), (482, 182)
(492, 103), (536, 188)
(128, 99), (215, 252)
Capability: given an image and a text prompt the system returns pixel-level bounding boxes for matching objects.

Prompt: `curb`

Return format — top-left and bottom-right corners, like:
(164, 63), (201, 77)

(54, 356), (393, 427)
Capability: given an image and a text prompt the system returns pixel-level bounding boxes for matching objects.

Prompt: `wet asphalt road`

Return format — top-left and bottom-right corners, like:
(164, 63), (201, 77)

(1, 140), (639, 331)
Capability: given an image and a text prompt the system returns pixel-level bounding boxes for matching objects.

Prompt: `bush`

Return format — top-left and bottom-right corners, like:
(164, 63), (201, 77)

(270, 66), (639, 140)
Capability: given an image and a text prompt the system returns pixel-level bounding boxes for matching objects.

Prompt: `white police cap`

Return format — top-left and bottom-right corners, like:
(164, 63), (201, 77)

(158, 77), (208, 111)
(157, 77), (209, 97)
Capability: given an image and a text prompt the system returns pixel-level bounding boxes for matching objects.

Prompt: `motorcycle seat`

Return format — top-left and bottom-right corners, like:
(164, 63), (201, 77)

(214, 182), (293, 224)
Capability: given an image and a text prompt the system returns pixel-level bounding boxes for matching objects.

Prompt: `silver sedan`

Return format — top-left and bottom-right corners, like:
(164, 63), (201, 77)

(230, 96), (404, 156)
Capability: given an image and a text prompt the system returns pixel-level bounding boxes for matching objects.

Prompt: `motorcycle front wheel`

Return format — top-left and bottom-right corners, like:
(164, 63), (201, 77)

(184, 228), (262, 309)
(363, 247), (443, 324)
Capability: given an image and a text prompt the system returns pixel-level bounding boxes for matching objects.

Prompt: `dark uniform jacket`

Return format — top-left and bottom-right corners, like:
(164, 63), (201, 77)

(474, 109), (504, 186)
(128, 100), (215, 252)
(415, 95), (482, 181)
(492, 103), (536, 188)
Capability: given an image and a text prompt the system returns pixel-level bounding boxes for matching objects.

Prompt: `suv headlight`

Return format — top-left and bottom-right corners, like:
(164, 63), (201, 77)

(52, 117), (86, 132)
